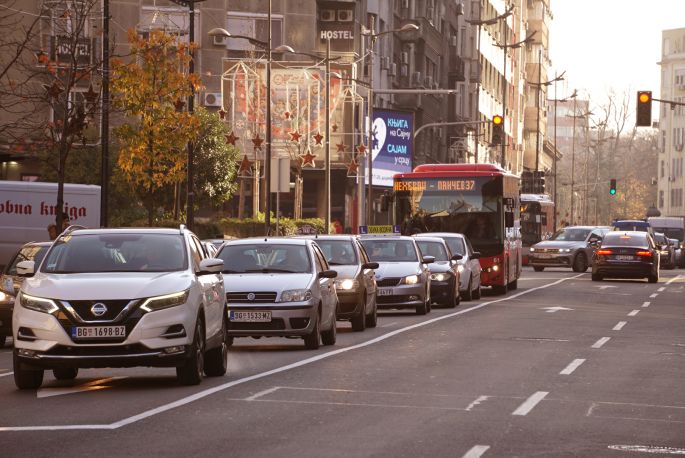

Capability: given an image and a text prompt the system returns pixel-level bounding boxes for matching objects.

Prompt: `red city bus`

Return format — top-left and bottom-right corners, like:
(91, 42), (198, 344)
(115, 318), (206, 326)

(393, 164), (521, 294)
(520, 193), (555, 265)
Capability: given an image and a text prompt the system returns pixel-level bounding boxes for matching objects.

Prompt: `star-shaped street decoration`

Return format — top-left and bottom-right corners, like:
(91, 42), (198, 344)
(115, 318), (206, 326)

(218, 109), (226, 120)
(346, 159), (358, 177)
(174, 99), (185, 111)
(252, 135), (264, 149)
(238, 155), (253, 176)
(225, 132), (239, 146)
(332, 123), (339, 132)
(289, 130), (302, 142)
(84, 84), (98, 104)
(312, 132), (324, 145)
(299, 149), (317, 168)
(336, 142), (347, 153)
(44, 81), (63, 100)
(355, 144), (367, 158)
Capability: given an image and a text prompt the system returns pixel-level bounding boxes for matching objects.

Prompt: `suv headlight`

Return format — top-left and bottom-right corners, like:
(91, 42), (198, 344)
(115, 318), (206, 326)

(334, 279), (359, 291)
(140, 290), (189, 312)
(280, 289), (312, 302)
(430, 273), (451, 282)
(19, 292), (59, 314)
(403, 274), (419, 285)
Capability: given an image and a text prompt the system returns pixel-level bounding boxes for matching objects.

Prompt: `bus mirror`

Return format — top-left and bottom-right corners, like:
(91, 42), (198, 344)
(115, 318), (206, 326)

(505, 211), (514, 228)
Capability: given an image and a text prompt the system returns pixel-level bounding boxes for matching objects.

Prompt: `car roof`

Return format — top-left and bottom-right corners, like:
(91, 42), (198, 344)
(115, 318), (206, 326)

(414, 232), (465, 239)
(66, 227), (186, 236)
(559, 226), (597, 230)
(294, 235), (358, 241)
(413, 236), (447, 244)
(613, 220), (650, 225)
(20, 241), (52, 248)
(224, 237), (310, 246)
(358, 235), (415, 241)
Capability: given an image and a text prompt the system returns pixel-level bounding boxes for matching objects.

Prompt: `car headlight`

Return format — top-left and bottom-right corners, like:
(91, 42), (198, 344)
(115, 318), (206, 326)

(280, 289), (312, 302)
(559, 248), (571, 253)
(403, 274), (419, 285)
(18, 292), (59, 314)
(457, 264), (465, 273)
(0, 290), (11, 303)
(334, 279), (359, 291)
(430, 273), (451, 282)
(140, 290), (189, 312)
(529, 247), (536, 252)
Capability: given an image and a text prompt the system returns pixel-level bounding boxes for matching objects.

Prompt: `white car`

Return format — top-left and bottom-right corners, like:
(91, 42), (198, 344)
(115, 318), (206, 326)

(12, 226), (227, 389)
(216, 238), (338, 350)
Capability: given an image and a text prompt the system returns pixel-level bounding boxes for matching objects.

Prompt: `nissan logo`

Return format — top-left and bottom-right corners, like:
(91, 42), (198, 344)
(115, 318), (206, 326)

(247, 293), (256, 301)
(91, 303), (108, 317)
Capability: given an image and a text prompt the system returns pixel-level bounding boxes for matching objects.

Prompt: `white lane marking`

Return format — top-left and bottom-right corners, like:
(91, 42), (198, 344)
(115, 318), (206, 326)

(608, 445), (685, 455)
(463, 445), (491, 458)
(380, 321), (398, 328)
(559, 359), (586, 375)
(666, 275), (683, 285)
(244, 386), (280, 401)
(642, 301), (651, 308)
(613, 321), (627, 331)
(628, 310), (640, 317)
(598, 285), (617, 290)
(37, 377), (127, 399)
(512, 391), (549, 416)
(0, 274), (584, 432)
(658, 287), (666, 292)
(465, 395), (490, 411)
(0, 371), (14, 378)
(541, 306), (574, 313)
(592, 337), (611, 349)
(650, 293), (658, 298)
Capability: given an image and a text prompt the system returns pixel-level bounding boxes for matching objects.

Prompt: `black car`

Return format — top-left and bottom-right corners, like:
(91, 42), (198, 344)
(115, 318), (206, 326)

(298, 235), (379, 331)
(415, 237), (462, 308)
(592, 231), (660, 283)
(654, 232), (676, 269)
(0, 242), (52, 347)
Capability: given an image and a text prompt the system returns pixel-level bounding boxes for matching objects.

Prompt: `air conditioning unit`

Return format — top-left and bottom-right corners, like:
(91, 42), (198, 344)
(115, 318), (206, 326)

(451, 36), (458, 47)
(401, 52), (409, 64)
(412, 71), (422, 85)
(424, 75), (433, 87)
(212, 35), (227, 46)
(320, 10), (335, 22)
(203, 92), (222, 107)
(388, 63), (397, 77)
(380, 56), (390, 70)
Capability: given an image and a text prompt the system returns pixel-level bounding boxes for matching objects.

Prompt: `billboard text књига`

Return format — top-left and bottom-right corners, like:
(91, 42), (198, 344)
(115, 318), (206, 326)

(366, 109), (413, 187)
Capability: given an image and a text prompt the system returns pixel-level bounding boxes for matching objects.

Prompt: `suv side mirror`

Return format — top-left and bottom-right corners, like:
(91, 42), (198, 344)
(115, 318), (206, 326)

(198, 258), (224, 275)
(16, 260), (35, 277)
(422, 255), (435, 265)
(471, 252), (481, 260)
(362, 262), (379, 270)
(319, 269), (338, 279)
(451, 254), (463, 261)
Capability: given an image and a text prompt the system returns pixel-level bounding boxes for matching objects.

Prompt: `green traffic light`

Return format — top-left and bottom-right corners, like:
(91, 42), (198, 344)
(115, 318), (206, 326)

(610, 188), (616, 195)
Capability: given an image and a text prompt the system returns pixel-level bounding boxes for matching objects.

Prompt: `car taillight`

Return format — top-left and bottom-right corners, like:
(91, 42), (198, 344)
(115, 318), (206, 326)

(596, 249), (613, 256)
(636, 250), (653, 257)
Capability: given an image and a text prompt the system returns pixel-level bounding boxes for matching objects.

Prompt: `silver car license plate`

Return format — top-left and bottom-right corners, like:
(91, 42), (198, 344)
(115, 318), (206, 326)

(378, 288), (393, 296)
(230, 311), (272, 322)
(614, 255), (635, 261)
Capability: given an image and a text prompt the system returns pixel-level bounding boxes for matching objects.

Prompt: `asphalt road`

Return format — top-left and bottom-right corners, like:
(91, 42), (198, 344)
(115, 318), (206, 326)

(0, 268), (683, 457)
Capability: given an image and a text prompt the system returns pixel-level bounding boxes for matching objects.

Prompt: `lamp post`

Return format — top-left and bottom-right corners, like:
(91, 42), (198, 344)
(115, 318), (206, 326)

(360, 22), (419, 227)
(549, 85), (576, 230)
(100, 0), (110, 227)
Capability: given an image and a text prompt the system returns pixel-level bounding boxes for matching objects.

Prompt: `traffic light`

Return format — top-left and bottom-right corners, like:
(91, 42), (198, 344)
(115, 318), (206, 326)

(609, 178), (617, 195)
(533, 171), (546, 194)
(636, 91), (652, 127)
(491, 115), (504, 145)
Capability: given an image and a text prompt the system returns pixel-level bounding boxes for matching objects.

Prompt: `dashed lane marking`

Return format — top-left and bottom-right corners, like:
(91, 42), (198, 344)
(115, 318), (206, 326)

(613, 321), (627, 331)
(0, 274), (584, 432)
(649, 293), (658, 298)
(642, 301), (651, 308)
(592, 337), (611, 349)
(608, 445), (685, 455)
(512, 391), (548, 416)
(463, 445), (491, 458)
(658, 287), (666, 292)
(628, 310), (640, 317)
(559, 359), (586, 375)
(0, 371), (13, 378)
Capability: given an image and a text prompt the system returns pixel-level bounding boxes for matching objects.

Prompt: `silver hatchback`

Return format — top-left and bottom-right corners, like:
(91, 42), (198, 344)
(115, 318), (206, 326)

(216, 238), (338, 350)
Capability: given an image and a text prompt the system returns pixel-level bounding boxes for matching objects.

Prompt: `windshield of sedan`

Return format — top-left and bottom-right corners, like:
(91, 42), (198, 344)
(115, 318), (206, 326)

(314, 240), (357, 265)
(359, 239), (418, 262)
(416, 240), (449, 261)
(42, 234), (187, 273)
(549, 228), (592, 242)
(217, 244), (312, 273)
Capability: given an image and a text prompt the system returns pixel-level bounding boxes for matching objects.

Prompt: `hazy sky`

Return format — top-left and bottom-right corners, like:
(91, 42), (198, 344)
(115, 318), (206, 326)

(550, 0), (685, 114)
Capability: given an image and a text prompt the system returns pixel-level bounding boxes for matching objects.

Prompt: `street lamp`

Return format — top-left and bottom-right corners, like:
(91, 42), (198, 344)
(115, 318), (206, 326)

(549, 86), (576, 230)
(209, 26), (294, 235)
(361, 22), (419, 227)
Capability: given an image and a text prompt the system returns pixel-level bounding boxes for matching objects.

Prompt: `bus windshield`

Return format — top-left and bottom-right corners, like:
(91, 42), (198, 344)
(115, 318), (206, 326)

(395, 176), (503, 254)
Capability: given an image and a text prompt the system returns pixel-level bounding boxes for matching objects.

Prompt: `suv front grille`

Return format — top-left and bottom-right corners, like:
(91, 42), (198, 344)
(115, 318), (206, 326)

(226, 292), (277, 303)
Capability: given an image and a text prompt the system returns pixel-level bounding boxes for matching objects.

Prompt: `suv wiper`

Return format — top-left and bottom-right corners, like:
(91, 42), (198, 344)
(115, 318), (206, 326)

(327, 261), (347, 265)
(244, 268), (301, 274)
(221, 269), (242, 274)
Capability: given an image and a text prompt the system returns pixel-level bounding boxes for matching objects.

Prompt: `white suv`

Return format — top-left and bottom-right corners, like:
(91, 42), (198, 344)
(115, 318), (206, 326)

(12, 226), (227, 389)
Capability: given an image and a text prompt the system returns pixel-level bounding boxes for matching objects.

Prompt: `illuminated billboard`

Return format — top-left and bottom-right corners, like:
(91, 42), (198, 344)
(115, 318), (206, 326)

(367, 109), (414, 187)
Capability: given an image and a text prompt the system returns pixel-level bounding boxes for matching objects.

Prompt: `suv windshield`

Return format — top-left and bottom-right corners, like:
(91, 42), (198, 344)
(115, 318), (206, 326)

(359, 239), (418, 262)
(416, 240), (449, 261)
(42, 233), (187, 273)
(549, 228), (591, 242)
(314, 240), (357, 265)
(218, 244), (311, 273)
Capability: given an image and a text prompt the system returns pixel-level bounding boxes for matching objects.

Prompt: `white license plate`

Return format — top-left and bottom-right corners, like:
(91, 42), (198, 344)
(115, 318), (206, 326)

(536, 253), (554, 259)
(614, 255), (635, 261)
(230, 311), (272, 322)
(71, 326), (126, 339)
(378, 288), (393, 296)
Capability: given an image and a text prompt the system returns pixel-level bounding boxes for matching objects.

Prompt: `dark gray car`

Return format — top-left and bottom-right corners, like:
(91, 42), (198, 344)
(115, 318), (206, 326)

(529, 226), (609, 272)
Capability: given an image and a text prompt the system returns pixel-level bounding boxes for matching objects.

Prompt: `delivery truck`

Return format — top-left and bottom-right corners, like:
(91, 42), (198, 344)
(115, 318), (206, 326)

(0, 181), (101, 269)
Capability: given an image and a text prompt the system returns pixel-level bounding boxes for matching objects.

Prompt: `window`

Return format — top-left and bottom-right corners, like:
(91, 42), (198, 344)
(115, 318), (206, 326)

(674, 127), (684, 150)
(659, 190), (664, 208)
(226, 12), (283, 51)
(139, 7), (199, 44)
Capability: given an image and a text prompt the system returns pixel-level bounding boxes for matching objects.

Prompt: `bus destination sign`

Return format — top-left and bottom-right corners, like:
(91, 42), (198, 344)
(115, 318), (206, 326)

(394, 179), (476, 192)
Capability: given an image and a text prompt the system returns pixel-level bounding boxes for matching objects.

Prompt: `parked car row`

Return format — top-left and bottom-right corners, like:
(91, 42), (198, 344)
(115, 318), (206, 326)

(1, 226), (485, 390)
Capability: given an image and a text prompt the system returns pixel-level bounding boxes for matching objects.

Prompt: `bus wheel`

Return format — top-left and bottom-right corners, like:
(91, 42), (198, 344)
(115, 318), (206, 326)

(493, 282), (508, 295)
(508, 279), (518, 290)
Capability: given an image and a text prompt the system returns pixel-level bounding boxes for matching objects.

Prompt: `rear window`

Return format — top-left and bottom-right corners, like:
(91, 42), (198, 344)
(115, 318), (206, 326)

(602, 233), (649, 247)
(613, 222), (649, 232)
